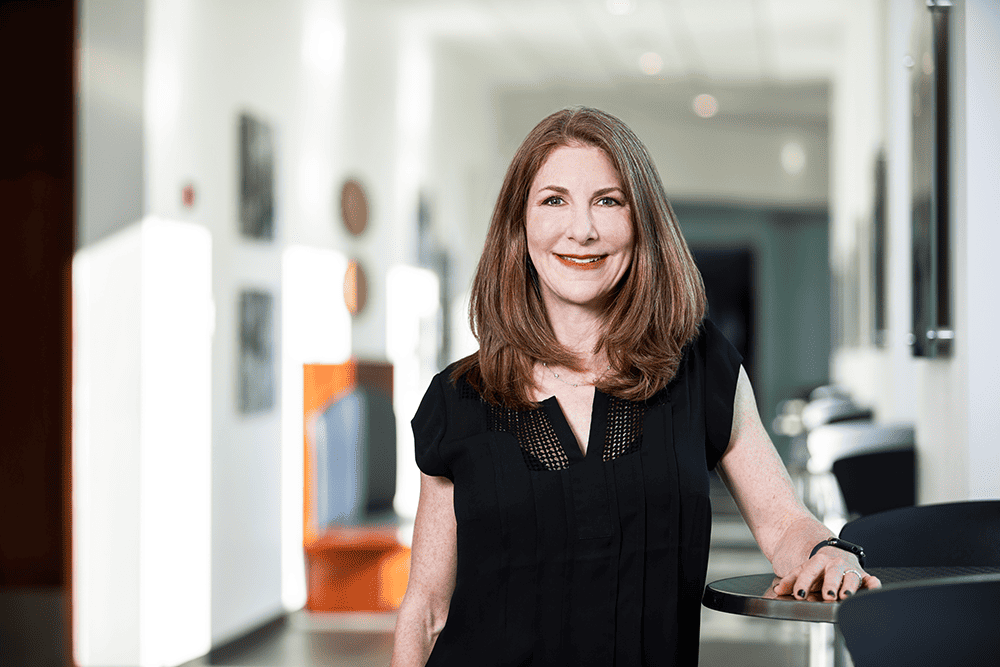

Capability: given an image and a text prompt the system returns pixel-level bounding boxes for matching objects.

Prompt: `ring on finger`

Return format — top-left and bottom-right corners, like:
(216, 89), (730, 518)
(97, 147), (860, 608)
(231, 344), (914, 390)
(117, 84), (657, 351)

(844, 569), (863, 582)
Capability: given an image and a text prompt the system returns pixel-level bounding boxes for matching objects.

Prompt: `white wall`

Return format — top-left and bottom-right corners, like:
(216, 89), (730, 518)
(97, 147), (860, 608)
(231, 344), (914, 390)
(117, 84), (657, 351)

(830, 0), (1000, 502)
(143, 0), (296, 643)
(426, 41), (502, 307)
(78, 0), (145, 247)
(341, 0), (412, 358)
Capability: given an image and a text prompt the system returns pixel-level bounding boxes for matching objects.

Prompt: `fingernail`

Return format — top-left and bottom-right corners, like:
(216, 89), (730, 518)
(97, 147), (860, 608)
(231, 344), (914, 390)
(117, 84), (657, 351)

(797, 589), (806, 598)
(827, 590), (835, 597)
(844, 590), (853, 597)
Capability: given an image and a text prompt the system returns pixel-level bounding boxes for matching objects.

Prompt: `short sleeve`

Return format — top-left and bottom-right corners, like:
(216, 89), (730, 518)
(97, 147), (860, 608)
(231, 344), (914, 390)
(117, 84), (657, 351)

(411, 373), (453, 480)
(702, 319), (743, 470)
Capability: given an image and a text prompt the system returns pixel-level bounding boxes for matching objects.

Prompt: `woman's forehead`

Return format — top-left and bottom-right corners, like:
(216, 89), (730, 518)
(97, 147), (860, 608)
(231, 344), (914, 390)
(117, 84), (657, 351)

(532, 143), (622, 187)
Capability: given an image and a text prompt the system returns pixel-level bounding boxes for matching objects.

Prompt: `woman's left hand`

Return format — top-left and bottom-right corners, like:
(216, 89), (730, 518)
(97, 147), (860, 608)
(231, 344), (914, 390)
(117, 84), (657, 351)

(714, 367), (881, 602)
(772, 546), (881, 601)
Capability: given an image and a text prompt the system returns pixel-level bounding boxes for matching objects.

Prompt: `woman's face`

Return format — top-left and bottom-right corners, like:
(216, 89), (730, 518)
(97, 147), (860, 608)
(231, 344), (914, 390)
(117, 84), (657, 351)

(525, 143), (634, 317)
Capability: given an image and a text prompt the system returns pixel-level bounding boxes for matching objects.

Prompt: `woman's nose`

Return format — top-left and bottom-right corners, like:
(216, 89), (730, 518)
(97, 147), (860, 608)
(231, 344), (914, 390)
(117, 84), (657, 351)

(566, 205), (598, 243)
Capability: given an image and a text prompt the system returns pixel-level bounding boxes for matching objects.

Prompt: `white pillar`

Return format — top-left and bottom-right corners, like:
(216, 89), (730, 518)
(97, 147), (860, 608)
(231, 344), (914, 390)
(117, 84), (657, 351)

(74, 217), (213, 667)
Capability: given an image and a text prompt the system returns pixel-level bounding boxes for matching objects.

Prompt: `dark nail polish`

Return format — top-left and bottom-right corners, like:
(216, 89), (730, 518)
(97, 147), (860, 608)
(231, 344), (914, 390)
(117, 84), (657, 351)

(827, 590), (835, 597)
(844, 590), (853, 597)
(798, 589), (806, 598)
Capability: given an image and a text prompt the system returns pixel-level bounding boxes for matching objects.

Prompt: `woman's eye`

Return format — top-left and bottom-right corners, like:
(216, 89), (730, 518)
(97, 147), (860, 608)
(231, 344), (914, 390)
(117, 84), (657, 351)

(597, 196), (622, 206)
(543, 196), (564, 206)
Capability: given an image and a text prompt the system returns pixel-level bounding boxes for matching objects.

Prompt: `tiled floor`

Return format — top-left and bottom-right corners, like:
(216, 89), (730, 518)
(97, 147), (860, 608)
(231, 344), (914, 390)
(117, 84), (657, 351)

(188, 479), (812, 667)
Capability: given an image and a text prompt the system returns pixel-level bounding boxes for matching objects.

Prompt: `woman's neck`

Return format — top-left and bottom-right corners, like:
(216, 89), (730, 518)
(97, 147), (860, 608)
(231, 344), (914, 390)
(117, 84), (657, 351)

(545, 302), (606, 370)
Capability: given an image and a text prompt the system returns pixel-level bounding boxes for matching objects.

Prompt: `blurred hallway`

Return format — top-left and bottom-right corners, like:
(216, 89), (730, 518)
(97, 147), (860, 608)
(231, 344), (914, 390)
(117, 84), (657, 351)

(4, 1), (999, 666)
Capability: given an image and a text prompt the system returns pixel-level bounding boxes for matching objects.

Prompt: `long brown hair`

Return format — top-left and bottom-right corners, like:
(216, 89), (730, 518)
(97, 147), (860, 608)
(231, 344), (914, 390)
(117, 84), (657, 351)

(453, 106), (706, 408)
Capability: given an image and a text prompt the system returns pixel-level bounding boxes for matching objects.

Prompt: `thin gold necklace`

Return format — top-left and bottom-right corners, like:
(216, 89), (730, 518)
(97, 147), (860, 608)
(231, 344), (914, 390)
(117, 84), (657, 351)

(542, 361), (611, 388)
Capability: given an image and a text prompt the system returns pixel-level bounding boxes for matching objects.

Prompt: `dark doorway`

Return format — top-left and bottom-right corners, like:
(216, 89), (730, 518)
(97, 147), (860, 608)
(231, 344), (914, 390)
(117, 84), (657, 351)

(691, 247), (756, 382)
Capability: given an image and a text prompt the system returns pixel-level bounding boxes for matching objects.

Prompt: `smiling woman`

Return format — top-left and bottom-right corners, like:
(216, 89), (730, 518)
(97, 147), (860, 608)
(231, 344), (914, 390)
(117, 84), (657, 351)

(391, 108), (877, 667)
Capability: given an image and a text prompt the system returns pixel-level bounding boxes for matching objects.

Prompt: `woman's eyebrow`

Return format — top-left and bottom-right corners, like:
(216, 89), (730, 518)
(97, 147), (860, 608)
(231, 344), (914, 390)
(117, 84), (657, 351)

(536, 185), (624, 195)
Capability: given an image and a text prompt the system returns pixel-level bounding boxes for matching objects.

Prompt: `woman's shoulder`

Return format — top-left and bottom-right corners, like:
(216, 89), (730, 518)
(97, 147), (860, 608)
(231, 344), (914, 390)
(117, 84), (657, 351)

(412, 357), (489, 472)
(415, 357), (486, 427)
(687, 317), (739, 359)
(436, 356), (482, 401)
(667, 318), (742, 386)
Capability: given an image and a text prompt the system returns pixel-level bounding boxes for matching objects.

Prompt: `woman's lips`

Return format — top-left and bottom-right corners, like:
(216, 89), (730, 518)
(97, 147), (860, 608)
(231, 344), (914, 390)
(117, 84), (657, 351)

(554, 253), (608, 270)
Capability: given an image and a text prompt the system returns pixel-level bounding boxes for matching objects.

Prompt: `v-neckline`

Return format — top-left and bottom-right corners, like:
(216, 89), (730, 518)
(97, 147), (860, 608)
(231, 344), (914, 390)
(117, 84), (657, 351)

(540, 390), (607, 462)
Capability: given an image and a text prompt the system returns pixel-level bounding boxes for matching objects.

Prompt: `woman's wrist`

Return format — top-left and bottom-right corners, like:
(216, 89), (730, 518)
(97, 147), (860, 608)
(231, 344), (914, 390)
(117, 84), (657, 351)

(809, 537), (866, 567)
(767, 515), (832, 576)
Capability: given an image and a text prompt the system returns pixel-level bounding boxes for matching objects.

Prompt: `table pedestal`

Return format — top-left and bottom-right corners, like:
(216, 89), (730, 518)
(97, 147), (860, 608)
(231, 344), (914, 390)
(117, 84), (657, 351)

(809, 623), (853, 667)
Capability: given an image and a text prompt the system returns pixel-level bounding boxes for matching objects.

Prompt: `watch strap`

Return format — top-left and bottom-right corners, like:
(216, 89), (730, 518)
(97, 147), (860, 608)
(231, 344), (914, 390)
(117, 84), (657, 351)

(810, 537), (866, 567)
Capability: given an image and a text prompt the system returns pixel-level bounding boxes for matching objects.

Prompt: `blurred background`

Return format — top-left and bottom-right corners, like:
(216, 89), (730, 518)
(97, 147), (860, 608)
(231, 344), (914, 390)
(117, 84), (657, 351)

(2, 0), (998, 665)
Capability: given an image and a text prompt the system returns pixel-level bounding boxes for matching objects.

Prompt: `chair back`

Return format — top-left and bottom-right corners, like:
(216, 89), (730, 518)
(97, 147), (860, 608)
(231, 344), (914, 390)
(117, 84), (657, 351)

(800, 397), (872, 432)
(839, 500), (1000, 567)
(832, 448), (915, 517)
(806, 422), (913, 473)
(837, 574), (1000, 667)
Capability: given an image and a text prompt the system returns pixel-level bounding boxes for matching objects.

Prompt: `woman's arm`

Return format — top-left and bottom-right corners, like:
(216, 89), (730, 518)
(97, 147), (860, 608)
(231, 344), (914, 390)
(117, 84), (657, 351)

(716, 366), (880, 600)
(391, 472), (458, 667)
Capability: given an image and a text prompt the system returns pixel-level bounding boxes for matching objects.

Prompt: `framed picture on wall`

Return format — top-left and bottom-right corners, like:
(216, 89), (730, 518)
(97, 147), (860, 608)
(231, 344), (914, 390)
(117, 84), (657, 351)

(238, 112), (276, 241)
(238, 289), (275, 413)
(909, 0), (953, 357)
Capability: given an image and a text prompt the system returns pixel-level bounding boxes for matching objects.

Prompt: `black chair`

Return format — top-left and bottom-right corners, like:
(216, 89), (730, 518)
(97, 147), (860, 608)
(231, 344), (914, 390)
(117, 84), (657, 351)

(837, 574), (1000, 667)
(839, 500), (1000, 567)
(831, 448), (915, 518)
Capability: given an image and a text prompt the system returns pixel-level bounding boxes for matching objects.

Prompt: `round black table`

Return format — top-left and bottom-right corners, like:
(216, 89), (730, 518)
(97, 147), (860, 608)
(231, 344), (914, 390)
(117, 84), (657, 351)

(703, 565), (1000, 623)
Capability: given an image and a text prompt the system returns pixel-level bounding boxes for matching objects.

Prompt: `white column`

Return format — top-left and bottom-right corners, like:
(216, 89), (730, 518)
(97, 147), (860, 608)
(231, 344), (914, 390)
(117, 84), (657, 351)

(74, 217), (213, 667)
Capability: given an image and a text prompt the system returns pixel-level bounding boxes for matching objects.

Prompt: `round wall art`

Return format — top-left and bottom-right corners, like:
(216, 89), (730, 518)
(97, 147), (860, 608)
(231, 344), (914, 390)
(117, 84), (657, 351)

(343, 258), (368, 316)
(340, 179), (369, 236)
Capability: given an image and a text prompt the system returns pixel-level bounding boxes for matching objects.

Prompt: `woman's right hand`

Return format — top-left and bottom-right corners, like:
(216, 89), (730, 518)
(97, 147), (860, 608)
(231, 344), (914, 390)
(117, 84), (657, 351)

(390, 473), (457, 667)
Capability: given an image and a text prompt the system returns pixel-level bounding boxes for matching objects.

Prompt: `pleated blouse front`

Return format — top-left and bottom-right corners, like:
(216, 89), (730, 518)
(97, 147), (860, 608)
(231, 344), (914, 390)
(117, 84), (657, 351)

(412, 320), (742, 666)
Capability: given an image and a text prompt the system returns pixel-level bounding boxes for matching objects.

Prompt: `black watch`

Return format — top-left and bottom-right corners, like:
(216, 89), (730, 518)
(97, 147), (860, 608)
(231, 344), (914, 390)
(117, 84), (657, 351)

(810, 537), (866, 567)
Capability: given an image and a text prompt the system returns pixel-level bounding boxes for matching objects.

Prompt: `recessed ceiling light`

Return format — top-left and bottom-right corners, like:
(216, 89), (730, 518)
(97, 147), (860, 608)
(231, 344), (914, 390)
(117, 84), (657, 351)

(692, 93), (718, 118)
(606, 0), (634, 16)
(781, 141), (806, 176)
(639, 52), (663, 76)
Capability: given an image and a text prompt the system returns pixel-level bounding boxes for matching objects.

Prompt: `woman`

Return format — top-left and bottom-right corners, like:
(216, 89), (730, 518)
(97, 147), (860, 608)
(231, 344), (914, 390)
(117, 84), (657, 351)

(391, 107), (878, 666)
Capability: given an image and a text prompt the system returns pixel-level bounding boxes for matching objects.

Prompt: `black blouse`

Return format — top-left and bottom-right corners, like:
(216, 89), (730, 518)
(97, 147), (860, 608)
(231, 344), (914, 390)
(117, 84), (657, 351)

(412, 320), (742, 666)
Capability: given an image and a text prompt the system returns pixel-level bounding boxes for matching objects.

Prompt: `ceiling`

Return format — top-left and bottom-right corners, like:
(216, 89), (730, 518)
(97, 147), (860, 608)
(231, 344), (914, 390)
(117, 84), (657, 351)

(380, 0), (851, 127)
(390, 0), (848, 87)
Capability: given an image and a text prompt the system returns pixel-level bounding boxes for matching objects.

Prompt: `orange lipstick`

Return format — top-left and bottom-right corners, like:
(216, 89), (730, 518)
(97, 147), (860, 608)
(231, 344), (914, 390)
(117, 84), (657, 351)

(555, 253), (608, 270)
